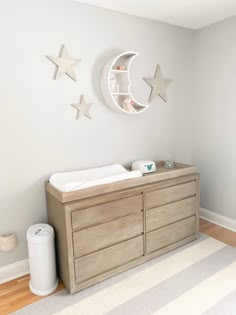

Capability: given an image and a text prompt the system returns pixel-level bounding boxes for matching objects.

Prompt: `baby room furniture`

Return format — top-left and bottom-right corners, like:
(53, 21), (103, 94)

(46, 162), (199, 293)
(101, 51), (149, 114)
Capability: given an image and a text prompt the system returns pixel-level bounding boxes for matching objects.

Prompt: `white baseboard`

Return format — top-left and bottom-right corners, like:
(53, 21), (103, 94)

(200, 208), (236, 232)
(0, 259), (29, 284)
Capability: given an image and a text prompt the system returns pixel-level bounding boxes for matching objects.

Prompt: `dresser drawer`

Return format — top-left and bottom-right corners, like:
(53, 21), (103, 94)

(71, 194), (142, 231)
(145, 181), (196, 210)
(146, 216), (196, 253)
(75, 236), (144, 283)
(146, 197), (196, 232)
(73, 212), (143, 257)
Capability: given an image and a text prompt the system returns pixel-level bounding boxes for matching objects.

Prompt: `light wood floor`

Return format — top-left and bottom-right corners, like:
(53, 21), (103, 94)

(1, 219), (236, 315)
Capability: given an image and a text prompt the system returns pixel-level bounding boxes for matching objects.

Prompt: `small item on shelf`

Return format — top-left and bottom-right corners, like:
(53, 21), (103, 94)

(131, 160), (156, 174)
(110, 73), (116, 92)
(116, 84), (120, 93)
(164, 154), (175, 169)
(123, 98), (137, 113)
(116, 65), (126, 71)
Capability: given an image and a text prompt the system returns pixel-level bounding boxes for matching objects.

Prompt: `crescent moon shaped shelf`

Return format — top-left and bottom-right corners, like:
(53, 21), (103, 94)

(101, 51), (149, 115)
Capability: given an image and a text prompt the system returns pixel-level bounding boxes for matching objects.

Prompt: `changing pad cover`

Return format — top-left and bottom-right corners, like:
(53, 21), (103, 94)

(49, 164), (142, 192)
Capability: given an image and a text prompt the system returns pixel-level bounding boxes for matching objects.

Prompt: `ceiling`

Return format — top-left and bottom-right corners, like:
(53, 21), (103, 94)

(75, 0), (236, 30)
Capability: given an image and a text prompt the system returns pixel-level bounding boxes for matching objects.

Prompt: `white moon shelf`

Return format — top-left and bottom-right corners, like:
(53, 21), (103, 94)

(101, 51), (149, 115)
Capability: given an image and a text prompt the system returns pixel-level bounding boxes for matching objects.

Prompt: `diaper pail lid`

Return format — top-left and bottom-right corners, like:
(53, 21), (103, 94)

(27, 224), (54, 244)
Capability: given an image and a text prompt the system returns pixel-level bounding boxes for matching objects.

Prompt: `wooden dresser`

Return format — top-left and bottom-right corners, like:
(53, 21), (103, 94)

(46, 162), (200, 293)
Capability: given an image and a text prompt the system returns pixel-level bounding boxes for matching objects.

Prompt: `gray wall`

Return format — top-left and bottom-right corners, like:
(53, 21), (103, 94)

(0, 0), (194, 267)
(193, 17), (236, 219)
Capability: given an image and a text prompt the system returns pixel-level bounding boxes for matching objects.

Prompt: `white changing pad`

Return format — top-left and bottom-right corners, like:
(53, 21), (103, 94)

(49, 164), (142, 192)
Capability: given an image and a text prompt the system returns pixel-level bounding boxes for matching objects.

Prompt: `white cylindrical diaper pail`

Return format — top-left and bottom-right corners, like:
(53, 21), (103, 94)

(27, 224), (58, 296)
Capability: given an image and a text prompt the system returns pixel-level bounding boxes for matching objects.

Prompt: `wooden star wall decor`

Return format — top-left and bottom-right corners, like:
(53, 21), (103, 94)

(71, 95), (93, 120)
(143, 64), (172, 103)
(46, 45), (80, 81)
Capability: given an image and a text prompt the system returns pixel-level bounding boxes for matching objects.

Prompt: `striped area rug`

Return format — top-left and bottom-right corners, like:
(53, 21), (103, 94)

(12, 234), (236, 315)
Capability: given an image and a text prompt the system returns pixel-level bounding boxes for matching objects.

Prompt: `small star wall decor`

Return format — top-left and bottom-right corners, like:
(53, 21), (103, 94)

(71, 95), (93, 120)
(143, 64), (172, 103)
(46, 45), (80, 81)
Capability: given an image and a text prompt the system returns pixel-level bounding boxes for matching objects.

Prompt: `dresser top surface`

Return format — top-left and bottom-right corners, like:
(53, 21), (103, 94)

(46, 162), (198, 203)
